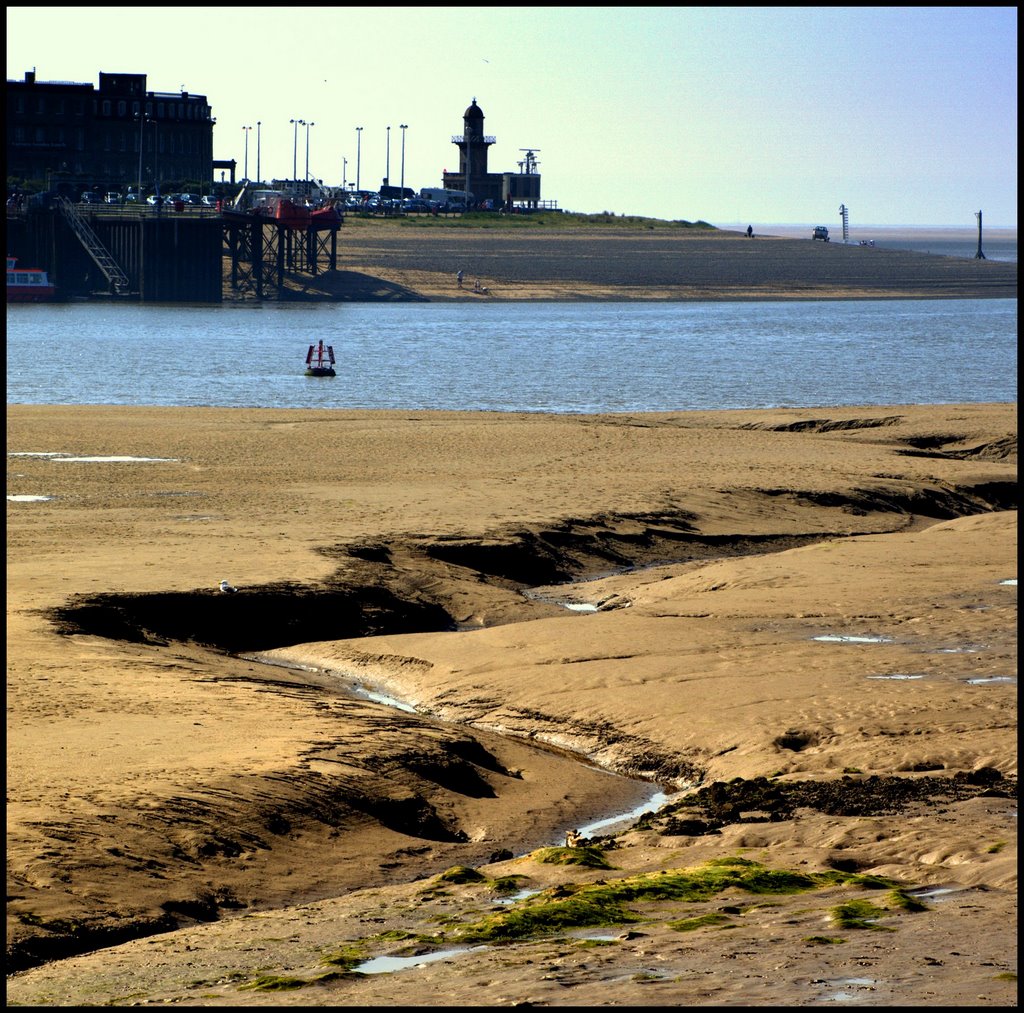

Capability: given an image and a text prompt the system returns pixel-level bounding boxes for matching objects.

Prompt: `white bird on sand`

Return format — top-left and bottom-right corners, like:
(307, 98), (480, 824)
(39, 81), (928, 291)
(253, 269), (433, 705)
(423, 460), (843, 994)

(219, 580), (238, 594)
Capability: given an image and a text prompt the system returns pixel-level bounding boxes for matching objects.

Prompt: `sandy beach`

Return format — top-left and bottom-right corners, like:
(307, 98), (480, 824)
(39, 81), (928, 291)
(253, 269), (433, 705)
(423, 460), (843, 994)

(5, 401), (1016, 1006)
(238, 220), (1018, 302)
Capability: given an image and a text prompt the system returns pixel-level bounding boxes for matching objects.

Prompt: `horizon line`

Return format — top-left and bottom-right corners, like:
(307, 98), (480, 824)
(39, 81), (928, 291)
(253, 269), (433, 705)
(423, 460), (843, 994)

(714, 221), (1017, 232)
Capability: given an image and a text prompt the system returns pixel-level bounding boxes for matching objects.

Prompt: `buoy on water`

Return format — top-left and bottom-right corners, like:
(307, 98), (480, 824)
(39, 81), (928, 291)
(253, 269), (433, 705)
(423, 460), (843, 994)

(305, 340), (336, 377)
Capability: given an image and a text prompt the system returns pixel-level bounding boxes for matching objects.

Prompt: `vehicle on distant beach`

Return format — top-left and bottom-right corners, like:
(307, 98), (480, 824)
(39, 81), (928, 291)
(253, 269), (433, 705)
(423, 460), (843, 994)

(812, 225), (830, 242)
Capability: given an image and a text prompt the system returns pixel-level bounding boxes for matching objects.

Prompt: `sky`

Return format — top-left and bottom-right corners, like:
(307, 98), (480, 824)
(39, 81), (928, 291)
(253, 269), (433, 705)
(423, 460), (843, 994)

(6, 6), (1018, 226)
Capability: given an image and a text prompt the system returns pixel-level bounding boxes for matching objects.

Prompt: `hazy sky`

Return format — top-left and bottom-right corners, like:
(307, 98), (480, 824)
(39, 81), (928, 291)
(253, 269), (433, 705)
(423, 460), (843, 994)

(6, 6), (1017, 226)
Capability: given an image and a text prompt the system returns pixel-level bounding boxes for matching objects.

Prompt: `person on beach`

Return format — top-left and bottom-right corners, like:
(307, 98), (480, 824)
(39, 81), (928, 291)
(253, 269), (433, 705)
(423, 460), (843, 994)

(457, 270), (464, 289)
(747, 224), (754, 238)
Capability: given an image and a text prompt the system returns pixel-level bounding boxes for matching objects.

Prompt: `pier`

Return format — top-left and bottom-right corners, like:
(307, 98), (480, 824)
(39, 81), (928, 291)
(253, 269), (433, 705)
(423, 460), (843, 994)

(5, 200), (341, 303)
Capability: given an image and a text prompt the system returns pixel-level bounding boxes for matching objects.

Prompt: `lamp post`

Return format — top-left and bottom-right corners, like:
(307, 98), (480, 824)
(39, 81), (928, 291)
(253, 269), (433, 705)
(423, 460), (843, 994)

(355, 126), (362, 191)
(136, 111), (148, 199)
(975, 210), (986, 260)
(256, 121), (261, 184)
(399, 123), (408, 199)
(242, 125), (252, 182)
(304, 121), (314, 184)
(290, 118), (305, 189)
(342, 157), (348, 190)
(152, 117), (161, 213)
(385, 125), (391, 188)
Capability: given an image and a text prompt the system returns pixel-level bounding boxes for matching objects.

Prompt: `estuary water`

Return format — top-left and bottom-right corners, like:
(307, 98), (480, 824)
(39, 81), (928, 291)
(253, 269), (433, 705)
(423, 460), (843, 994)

(6, 298), (1017, 412)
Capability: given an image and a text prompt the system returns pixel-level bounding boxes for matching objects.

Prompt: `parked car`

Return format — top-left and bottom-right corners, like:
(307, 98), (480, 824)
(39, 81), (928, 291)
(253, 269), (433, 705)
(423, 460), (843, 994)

(104, 192), (121, 204)
(812, 225), (830, 242)
(80, 191), (104, 204)
(401, 199), (431, 213)
(200, 194), (220, 207)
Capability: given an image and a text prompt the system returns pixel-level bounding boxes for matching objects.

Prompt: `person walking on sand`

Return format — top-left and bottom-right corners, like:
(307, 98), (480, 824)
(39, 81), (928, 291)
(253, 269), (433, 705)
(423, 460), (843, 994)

(747, 224), (754, 239)
(457, 270), (464, 289)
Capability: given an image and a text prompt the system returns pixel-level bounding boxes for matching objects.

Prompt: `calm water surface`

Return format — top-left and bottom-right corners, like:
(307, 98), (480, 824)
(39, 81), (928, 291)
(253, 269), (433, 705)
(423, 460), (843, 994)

(6, 300), (1017, 412)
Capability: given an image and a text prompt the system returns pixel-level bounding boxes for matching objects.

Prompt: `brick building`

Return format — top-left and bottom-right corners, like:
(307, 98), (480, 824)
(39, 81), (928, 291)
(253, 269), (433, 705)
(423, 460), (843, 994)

(6, 70), (215, 195)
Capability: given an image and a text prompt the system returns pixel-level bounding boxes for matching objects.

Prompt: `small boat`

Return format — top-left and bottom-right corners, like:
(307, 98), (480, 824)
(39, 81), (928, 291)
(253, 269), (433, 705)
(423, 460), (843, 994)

(7, 256), (56, 302)
(258, 195), (311, 229)
(310, 203), (343, 230)
(305, 340), (336, 377)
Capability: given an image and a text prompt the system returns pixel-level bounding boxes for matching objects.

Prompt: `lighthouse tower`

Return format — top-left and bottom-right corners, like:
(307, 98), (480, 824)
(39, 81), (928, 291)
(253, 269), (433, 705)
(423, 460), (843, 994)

(450, 98), (495, 200)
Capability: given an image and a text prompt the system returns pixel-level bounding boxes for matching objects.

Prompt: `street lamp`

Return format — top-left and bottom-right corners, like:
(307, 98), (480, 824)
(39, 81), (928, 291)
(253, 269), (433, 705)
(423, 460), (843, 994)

(151, 117), (162, 211)
(355, 126), (362, 191)
(399, 124), (408, 199)
(242, 125), (252, 182)
(386, 125), (391, 187)
(290, 118), (305, 189)
(136, 111), (149, 199)
(256, 121), (261, 184)
(304, 121), (315, 184)
(342, 156), (348, 190)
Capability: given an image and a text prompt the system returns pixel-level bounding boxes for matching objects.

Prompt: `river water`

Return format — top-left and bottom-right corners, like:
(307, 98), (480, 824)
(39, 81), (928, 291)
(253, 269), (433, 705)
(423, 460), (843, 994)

(6, 298), (1017, 410)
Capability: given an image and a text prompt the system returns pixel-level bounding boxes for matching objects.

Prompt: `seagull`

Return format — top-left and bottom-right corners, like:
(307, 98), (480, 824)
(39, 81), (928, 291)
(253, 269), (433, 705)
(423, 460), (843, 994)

(219, 579), (238, 594)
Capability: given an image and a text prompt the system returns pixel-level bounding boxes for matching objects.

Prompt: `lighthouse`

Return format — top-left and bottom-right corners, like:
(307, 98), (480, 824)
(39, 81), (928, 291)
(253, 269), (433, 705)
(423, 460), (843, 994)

(447, 98), (495, 203)
(442, 98), (543, 210)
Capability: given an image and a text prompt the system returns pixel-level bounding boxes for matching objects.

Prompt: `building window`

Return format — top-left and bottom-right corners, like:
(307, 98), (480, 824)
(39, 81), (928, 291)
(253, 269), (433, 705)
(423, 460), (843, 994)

(103, 100), (111, 116)
(118, 100), (127, 116)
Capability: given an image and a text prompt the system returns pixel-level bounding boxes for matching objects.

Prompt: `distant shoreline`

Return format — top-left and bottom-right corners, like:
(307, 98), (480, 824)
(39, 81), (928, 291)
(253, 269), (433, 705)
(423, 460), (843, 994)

(716, 224), (1017, 239)
(264, 222), (1018, 303)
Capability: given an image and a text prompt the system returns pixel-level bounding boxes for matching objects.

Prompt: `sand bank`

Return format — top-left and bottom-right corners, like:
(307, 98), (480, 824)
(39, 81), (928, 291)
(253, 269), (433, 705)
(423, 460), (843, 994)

(5, 403), (1017, 1005)
(246, 222), (1018, 302)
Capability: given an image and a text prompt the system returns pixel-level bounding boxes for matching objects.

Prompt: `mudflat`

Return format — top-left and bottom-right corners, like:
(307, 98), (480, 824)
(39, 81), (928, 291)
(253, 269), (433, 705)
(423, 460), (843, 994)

(249, 220), (1018, 301)
(5, 402), (1016, 1006)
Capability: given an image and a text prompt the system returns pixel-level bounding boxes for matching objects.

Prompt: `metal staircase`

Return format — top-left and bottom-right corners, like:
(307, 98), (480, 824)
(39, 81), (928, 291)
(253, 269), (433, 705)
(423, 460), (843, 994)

(57, 198), (130, 294)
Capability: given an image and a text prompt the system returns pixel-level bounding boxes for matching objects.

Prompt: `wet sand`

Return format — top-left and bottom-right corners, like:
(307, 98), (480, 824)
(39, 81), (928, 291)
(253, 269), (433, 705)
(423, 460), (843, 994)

(5, 403), (1016, 1005)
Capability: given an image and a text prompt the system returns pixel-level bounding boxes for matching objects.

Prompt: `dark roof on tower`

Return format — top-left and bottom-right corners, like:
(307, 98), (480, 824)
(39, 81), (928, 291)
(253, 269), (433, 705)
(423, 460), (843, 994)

(464, 98), (483, 120)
